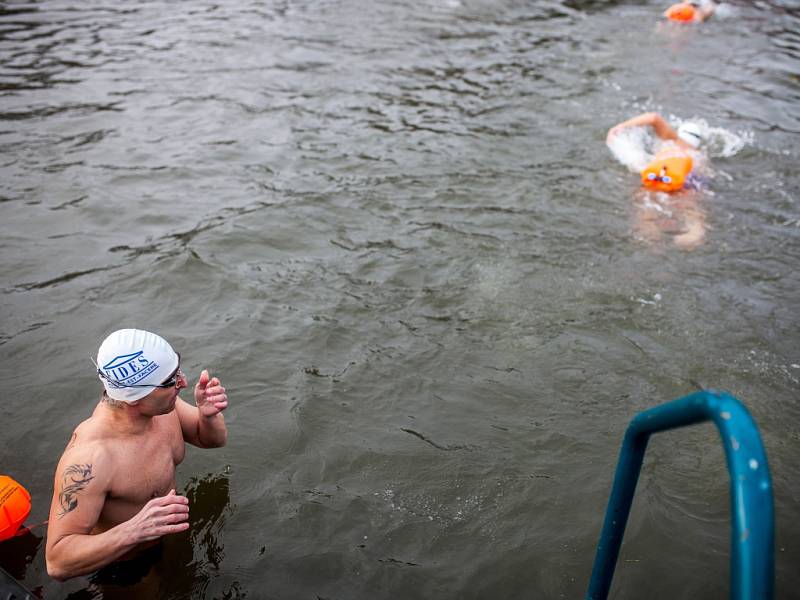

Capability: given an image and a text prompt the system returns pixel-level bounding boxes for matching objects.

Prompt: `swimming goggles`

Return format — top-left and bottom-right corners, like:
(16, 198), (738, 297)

(91, 353), (183, 388)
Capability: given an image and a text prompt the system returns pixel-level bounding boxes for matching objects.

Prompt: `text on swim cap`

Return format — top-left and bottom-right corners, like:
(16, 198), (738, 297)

(101, 351), (160, 387)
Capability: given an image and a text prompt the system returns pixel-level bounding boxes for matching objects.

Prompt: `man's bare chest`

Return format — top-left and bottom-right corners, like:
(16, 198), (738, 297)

(107, 418), (186, 503)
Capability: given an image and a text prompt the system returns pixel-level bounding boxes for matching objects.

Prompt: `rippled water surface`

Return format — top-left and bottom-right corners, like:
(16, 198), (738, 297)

(1, 0), (799, 598)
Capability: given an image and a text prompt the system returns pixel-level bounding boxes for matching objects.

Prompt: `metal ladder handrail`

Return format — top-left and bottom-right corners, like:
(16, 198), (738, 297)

(586, 390), (774, 600)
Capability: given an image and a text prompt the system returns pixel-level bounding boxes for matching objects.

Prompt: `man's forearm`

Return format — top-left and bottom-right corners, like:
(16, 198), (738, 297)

(197, 412), (227, 448)
(46, 524), (137, 581)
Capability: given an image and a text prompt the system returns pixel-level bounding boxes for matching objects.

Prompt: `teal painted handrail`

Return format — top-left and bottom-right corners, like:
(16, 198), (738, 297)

(586, 390), (773, 600)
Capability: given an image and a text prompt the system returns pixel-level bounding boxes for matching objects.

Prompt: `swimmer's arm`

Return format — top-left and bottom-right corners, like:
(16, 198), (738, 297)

(176, 369), (228, 448)
(45, 450), (190, 580)
(607, 112), (679, 142)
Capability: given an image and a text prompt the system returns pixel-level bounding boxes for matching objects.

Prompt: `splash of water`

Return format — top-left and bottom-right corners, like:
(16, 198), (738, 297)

(713, 3), (737, 19)
(606, 126), (652, 173)
(688, 118), (753, 158)
(606, 117), (752, 174)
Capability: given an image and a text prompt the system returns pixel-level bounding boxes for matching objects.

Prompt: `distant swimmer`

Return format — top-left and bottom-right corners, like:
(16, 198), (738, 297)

(607, 112), (710, 249)
(46, 329), (229, 582)
(664, 0), (716, 22)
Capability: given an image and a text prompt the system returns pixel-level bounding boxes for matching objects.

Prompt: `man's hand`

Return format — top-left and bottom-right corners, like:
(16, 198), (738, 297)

(194, 370), (228, 418)
(125, 490), (189, 543)
(176, 369), (228, 448)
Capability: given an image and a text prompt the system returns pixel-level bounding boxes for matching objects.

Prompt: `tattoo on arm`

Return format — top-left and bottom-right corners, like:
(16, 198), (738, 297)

(58, 464), (95, 518)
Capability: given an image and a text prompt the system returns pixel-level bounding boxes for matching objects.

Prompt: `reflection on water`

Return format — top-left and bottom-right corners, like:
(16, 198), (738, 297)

(632, 191), (708, 250)
(57, 472), (238, 600)
(184, 472), (233, 572)
(0, 529), (43, 598)
(1, 0), (799, 598)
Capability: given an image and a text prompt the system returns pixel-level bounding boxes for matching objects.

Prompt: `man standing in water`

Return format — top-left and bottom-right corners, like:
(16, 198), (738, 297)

(45, 328), (229, 581)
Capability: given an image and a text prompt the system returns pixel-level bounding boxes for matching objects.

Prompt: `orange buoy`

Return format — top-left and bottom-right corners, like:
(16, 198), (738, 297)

(664, 2), (697, 22)
(0, 475), (31, 542)
(641, 155), (693, 192)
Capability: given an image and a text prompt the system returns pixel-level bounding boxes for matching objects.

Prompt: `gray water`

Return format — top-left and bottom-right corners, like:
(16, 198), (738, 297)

(1, 0), (798, 598)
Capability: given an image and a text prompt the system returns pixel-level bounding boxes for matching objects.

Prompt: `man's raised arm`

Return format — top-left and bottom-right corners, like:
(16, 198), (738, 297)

(607, 112), (679, 143)
(176, 369), (228, 449)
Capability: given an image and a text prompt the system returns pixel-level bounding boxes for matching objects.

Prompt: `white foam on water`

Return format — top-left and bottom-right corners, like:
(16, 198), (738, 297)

(713, 3), (737, 19)
(671, 116), (753, 159)
(607, 116), (753, 175)
(606, 126), (652, 173)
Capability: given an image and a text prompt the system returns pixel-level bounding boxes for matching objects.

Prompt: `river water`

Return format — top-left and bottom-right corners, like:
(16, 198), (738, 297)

(1, 0), (798, 598)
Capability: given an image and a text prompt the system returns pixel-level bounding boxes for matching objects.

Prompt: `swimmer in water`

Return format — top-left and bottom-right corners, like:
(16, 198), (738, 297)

(664, 0), (716, 23)
(607, 112), (709, 249)
(607, 111), (708, 189)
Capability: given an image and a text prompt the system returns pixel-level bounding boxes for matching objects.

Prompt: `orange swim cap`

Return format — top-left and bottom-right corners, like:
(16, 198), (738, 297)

(664, 2), (697, 22)
(0, 475), (31, 541)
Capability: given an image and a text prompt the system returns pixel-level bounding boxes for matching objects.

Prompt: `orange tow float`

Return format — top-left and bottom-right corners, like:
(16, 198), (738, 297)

(664, 2), (697, 22)
(641, 155), (693, 193)
(0, 475), (31, 542)
(664, 2), (697, 23)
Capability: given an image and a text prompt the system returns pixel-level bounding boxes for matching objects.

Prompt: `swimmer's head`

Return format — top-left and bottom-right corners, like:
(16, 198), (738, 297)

(664, 2), (697, 22)
(677, 121), (703, 148)
(95, 329), (180, 403)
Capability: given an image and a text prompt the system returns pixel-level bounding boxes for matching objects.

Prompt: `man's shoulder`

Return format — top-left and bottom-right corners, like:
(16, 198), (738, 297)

(58, 410), (126, 464)
(53, 433), (115, 501)
(57, 433), (112, 470)
(64, 415), (112, 449)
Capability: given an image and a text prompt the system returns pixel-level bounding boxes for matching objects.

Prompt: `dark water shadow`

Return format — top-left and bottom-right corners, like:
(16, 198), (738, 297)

(0, 528), (43, 597)
(60, 471), (243, 600)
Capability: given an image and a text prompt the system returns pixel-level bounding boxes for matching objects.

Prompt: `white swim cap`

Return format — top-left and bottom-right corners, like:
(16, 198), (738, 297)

(677, 122), (703, 148)
(96, 329), (179, 403)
